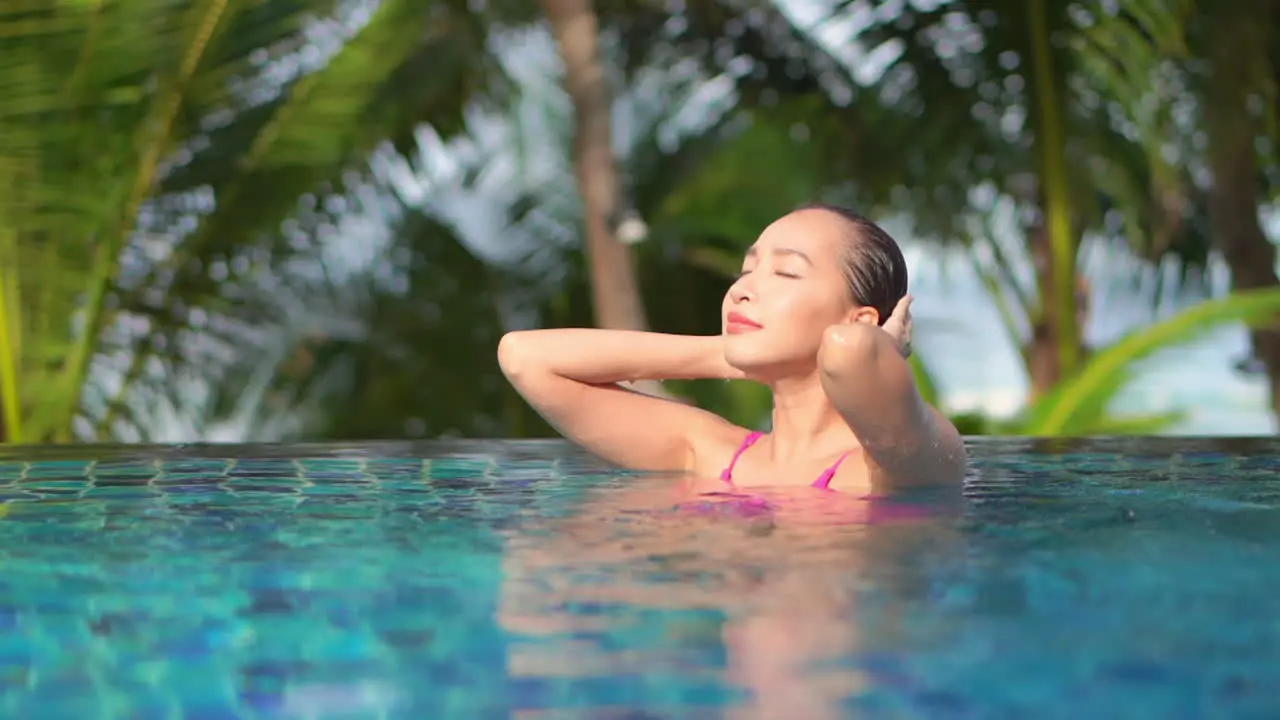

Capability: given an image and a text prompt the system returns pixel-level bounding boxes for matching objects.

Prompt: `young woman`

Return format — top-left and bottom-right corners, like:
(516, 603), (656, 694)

(497, 203), (967, 494)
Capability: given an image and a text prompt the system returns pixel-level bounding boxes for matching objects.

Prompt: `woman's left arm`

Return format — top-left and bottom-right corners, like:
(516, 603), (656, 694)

(818, 298), (967, 489)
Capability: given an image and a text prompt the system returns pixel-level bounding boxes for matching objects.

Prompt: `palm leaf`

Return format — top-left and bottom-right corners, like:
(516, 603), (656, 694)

(1087, 410), (1187, 436)
(1024, 288), (1280, 435)
(0, 0), (500, 443)
(0, 0), (348, 442)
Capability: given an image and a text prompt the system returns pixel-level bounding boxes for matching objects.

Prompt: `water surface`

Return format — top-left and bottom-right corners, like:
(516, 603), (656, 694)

(0, 437), (1276, 718)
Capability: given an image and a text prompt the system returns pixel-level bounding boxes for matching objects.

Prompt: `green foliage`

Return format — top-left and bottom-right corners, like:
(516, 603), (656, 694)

(232, 205), (543, 440)
(1, 0), (337, 442)
(0, 0), (501, 443)
(646, 100), (834, 247)
(934, 289), (1280, 437)
(1023, 288), (1280, 435)
(5, 0), (1277, 446)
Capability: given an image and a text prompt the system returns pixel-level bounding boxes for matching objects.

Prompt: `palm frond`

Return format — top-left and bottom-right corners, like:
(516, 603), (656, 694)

(1025, 288), (1280, 435)
(0, 0), (503, 442)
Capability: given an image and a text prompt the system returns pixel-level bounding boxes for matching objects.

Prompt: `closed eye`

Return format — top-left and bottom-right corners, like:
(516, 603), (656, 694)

(775, 271), (800, 278)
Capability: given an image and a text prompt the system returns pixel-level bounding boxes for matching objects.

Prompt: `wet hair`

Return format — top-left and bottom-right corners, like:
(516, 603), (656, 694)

(795, 202), (908, 326)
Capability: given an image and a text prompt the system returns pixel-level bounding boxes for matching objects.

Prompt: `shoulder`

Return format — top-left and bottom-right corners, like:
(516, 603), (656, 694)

(687, 418), (757, 479)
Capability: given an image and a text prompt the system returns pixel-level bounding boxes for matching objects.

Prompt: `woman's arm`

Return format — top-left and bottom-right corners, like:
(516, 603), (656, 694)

(497, 329), (744, 471)
(818, 322), (967, 490)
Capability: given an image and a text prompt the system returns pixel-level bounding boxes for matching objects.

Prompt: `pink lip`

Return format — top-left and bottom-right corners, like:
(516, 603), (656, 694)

(726, 312), (762, 334)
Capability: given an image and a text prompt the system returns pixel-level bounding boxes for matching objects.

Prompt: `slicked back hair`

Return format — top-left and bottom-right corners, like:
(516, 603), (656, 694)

(794, 203), (908, 326)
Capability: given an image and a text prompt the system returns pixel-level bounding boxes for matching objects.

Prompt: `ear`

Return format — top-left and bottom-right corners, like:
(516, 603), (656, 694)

(844, 305), (880, 326)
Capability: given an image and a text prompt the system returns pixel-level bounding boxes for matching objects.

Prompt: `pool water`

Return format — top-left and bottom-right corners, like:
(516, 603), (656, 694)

(0, 437), (1278, 718)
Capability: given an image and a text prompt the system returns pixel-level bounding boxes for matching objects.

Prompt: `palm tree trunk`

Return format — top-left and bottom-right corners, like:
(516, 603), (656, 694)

(1203, 1), (1280, 423)
(1024, 0), (1083, 397)
(541, 0), (649, 332)
(542, 0), (682, 401)
(1024, 221), (1063, 397)
(0, 258), (19, 444)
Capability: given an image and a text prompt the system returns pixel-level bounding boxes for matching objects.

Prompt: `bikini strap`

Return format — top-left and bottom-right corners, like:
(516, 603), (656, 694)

(812, 450), (853, 490)
(720, 431), (763, 482)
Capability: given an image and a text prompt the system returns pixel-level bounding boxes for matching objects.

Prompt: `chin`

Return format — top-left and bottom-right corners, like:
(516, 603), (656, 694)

(724, 338), (807, 379)
(727, 340), (793, 379)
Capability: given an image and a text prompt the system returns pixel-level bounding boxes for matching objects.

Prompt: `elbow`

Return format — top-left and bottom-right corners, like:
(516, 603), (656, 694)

(818, 323), (884, 381)
(497, 331), (536, 383)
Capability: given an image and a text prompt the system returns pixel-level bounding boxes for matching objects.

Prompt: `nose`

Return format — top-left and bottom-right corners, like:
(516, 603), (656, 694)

(728, 275), (754, 304)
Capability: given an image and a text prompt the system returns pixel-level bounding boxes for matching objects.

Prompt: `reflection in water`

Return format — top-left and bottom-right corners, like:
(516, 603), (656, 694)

(498, 476), (965, 718)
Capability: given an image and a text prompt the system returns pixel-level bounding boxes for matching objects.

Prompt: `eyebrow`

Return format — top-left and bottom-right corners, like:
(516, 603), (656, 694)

(744, 246), (814, 265)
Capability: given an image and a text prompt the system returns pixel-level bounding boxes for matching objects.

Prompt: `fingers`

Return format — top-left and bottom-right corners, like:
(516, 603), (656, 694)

(889, 295), (913, 327)
(900, 296), (914, 358)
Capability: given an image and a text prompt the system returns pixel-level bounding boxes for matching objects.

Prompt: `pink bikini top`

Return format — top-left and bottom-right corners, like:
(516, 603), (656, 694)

(674, 431), (933, 523)
(718, 431), (852, 490)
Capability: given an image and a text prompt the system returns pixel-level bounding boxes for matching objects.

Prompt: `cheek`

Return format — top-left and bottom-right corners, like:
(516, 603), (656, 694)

(770, 289), (844, 333)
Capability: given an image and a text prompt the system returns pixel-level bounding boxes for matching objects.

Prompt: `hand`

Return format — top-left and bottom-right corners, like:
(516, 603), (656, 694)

(882, 295), (913, 359)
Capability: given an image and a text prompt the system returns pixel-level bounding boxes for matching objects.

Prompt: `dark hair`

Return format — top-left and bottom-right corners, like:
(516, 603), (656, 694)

(795, 202), (908, 326)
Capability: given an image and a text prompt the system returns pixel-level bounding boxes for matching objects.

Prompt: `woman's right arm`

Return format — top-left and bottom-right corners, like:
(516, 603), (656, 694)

(497, 329), (743, 472)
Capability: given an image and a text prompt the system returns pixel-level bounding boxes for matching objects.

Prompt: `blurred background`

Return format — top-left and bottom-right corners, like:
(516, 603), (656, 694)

(3, 0), (1280, 446)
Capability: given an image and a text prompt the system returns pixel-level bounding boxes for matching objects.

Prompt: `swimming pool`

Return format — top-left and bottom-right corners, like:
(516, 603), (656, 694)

(0, 436), (1275, 718)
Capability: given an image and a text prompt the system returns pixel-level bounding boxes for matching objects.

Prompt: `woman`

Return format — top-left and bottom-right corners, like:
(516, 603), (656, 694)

(497, 203), (967, 493)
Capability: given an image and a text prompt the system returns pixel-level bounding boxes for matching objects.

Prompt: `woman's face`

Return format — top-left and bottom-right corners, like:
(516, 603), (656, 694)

(721, 209), (877, 376)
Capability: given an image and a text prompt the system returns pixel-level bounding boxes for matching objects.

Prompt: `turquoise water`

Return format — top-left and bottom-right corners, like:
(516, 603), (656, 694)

(0, 437), (1277, 718)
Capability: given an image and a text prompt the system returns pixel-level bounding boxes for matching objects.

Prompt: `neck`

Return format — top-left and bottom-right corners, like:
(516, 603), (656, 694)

(765, 368), (854, 462)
